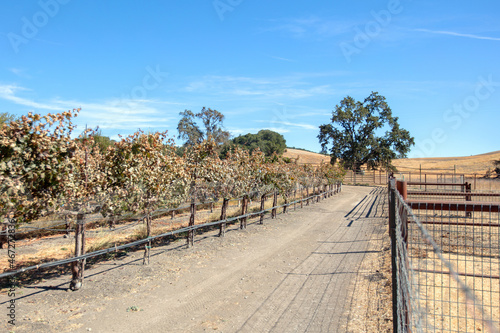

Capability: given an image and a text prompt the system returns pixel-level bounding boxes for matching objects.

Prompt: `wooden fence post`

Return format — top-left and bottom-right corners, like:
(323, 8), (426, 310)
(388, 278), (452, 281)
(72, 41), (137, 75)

(283, 192), (288, 214)
(465, 182), (472, 218)
(306, 186), (310, 206)
(300, 186), (304, 208)
(219, 198), (229, 236)
(0, 220), (7, 249)
(259, 194), (266, 224)
(143, 213), (151, 265)
(187, 200), (195, 248)
(108, 215), (116, 229)
(65, 215), (71, 237)
(70, 213), (85, 291)
(293, 190), (297, 210)
(272, 191), (277, 218)
(80, 215), (86, 281)
(240, 196), (248, 229)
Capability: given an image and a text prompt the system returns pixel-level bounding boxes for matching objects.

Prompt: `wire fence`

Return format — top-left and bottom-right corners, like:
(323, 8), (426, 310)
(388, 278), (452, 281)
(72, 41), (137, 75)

(345, 169), (500, 192)
(389, 178), (500, 332)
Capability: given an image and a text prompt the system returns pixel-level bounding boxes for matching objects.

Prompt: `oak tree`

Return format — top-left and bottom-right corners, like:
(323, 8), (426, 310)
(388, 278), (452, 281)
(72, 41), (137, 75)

(318, 92), (414, 171)
(177, 107), (230, 146)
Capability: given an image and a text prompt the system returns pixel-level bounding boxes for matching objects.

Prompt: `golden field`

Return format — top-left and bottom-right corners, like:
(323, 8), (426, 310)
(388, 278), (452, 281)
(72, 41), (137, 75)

(283, 148), (331, 165)
(285, 148), (500, 176)
(392, 150), (500, 176)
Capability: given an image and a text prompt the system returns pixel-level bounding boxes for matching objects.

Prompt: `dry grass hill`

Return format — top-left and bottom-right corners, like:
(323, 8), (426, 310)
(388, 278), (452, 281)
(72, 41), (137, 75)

(283, 148), (331, 165)
(393, 150), (500, 176)
(284, 148), (500, 176)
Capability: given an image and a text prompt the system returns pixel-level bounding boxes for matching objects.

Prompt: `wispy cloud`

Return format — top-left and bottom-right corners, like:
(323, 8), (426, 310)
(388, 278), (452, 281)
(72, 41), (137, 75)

(414, 28), (500, 41)
(268, 55), (296, 62)
(183, 74), (337, 100)
(0, 84), (61, 110)
(9, 68), (31, 79)
(257, 119), (317, 131)
(258, 16), (354, 39)
(0, 84), (177, 132)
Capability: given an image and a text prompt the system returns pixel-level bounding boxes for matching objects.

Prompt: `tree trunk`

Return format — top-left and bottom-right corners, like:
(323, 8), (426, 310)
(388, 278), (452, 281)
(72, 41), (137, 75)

(70, 213), (85, 291)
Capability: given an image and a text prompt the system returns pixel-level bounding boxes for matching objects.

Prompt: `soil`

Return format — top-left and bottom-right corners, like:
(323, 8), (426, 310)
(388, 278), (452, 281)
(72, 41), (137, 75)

(0, 185), (391, 333)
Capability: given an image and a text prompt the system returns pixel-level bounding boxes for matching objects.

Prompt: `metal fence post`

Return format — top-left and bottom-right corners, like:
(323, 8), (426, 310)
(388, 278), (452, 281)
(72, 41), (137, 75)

(389, 180), (399, 332)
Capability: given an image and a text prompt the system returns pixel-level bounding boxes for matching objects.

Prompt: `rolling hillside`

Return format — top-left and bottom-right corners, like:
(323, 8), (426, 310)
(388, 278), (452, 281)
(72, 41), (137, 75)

(284, 148), (500, 176)
(392, 150), (500, 175)
(283, 148), (331, 165)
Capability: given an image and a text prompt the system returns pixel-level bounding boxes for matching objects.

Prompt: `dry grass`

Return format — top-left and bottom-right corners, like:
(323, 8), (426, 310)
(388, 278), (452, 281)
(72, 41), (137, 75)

(406, 210), (500, 331)
(285, 148), (500, 186)
(411, 251), (500, 332)
(345, 231), (393, 333)
(393, 150), (500, 176)
(284, 148), (500, 176)
(3, 192), (315, 275)
(283, 148), (330, 165)
(0, 237), (74, 273)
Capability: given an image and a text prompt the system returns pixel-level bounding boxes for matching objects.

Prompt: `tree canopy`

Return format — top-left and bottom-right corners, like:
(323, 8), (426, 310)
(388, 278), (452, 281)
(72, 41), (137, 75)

(222, 129), (286, 157)
(78, 128), (115, 154)
(493, 160), (500, 178)
(0, 112), (17, 124)
(318, 92), (414, 171)
(177, 107), (230, 146)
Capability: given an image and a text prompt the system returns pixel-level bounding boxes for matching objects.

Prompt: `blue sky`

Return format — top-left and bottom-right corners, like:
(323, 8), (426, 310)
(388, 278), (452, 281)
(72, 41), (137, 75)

(1, 0), (499, 158)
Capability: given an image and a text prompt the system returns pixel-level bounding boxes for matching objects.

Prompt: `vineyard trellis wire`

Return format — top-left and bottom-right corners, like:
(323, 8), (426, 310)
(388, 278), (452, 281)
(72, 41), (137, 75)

(389, 178), (500, 332)
(0, 183), (342, 289)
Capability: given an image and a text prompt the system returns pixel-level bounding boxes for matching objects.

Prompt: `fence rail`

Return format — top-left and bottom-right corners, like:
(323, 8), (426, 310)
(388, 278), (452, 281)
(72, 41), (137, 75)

(345, 169), (500, 192)
(389, 178), (500, 332)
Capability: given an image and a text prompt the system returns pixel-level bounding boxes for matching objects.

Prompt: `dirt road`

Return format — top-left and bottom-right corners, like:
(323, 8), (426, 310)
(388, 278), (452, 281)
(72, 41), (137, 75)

(1, 185), (389, 333)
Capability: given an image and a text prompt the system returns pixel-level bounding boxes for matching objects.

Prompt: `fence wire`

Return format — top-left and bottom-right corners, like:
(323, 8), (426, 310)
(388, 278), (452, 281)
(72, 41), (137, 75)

(391, 180), (500, 332)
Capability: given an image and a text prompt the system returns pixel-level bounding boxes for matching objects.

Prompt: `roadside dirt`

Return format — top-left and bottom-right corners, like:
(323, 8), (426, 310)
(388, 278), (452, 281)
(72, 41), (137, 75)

(1, 185), (391, 333)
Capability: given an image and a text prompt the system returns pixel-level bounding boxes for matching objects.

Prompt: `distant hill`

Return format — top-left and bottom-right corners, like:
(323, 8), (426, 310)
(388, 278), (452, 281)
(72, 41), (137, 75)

(393, 150), (500, 176)
(283, 148), (330, 165)
(284, 148), (500, 176)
